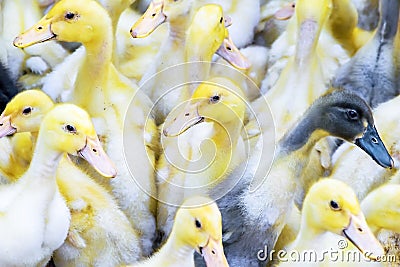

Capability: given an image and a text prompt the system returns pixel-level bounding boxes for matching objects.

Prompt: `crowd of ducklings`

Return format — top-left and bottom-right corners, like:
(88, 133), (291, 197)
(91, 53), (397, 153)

(1, 0), (400, 266)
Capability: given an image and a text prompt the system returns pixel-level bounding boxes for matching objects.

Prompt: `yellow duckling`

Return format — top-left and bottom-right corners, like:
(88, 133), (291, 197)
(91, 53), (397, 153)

(0, 90), (53, 181)
(0, 0), (68, 82)
(0, 103), (116, 266)
(131, 0), (247, 121)
(157, 77), (247, 241)
(277, 179), (384, 267)
(125, 196), (229, 267)
(0, 90), (142, 266)
(14, 0), (158, 256)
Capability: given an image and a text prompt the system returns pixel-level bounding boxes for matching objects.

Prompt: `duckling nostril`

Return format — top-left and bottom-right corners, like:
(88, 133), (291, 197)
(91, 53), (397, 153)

(357, 227), (363, 232)
(371, 137), (378, 144)
(212, 250), (216, 255)
(92, 148), (97, 153)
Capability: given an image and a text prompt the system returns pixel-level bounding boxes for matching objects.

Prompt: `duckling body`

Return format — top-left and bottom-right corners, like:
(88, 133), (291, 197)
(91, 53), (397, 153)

(14, 0), (158, 256)
(333, 0), (400, 108)
(126, 196), (229, 267)
(211, 90), (392, 266)
(53, 159), (141, 267)
(0, 167), (69, 266)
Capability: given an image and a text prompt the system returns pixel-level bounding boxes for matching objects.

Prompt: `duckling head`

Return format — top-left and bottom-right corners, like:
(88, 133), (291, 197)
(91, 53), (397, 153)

(40, 104), (117, 178)
(130, 0), (166, 38)
(163, 77), (245, 137)
(284, 89), (393, 168)
(0, 90), (54, 137)
(130, 0), (194, 38)
(361, 184), (400, 234)
(303, 179), (384, 260)
(14, 0), (111, 48)
(173, 196), (228, 267)
(186, 4), (250, 69)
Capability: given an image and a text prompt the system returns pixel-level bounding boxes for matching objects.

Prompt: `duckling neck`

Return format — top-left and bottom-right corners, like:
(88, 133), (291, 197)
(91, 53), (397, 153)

(24, 133), (63, 182)
(294, 216), (326, 248)
(155, 233), (195, 264)
(168, 18), (190, 43)
(377, 0), (400, 41)
(212, 119), (242, 152)
(74, 27), (114, 117)
(278, 118), (328, 156)
(295, 16), (324, 68)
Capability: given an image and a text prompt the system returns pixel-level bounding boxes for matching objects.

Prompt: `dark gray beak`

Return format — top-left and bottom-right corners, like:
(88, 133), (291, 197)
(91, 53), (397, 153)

(355, 124), (393, 168)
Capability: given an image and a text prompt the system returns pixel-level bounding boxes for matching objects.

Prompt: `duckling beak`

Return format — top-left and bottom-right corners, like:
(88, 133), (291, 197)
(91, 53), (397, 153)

(0, 115), (16, 137)
(216, 36), (251, 69)
(343, 213), (384, 261)
(78, 136), (117, 178)
(354, 124), (393, 168)
(201, 238), (229, 267)
(163, 102), (204, 137)
(13, 17), (56, 48)
(130, 0), (166, 38)
(274, 2), (296, 20)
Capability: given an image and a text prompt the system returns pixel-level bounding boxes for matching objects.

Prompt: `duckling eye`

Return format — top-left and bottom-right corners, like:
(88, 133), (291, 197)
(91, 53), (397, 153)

(64, 124), (77, 134)
(346, 109), (359, 121)
(210, 95), (220, 104)
(22, 106), (33, 116)
(65, 12), (75, 20)
(195, 219), (202, 228)
(220, 17), (223, 24)
(329, 200), (341, 211)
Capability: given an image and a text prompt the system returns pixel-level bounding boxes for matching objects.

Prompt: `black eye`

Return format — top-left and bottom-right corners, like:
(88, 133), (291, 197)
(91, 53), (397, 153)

(210, 95), (220, 103)
(330, 200), (341, 211)
(346, 109), (359, 121)
(220, 17), (223, 24)
(22, 106), (32, 115)
(195, 219), (202, 228)
(65, 12), (75, 20)
(64, 124), (77, 133)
